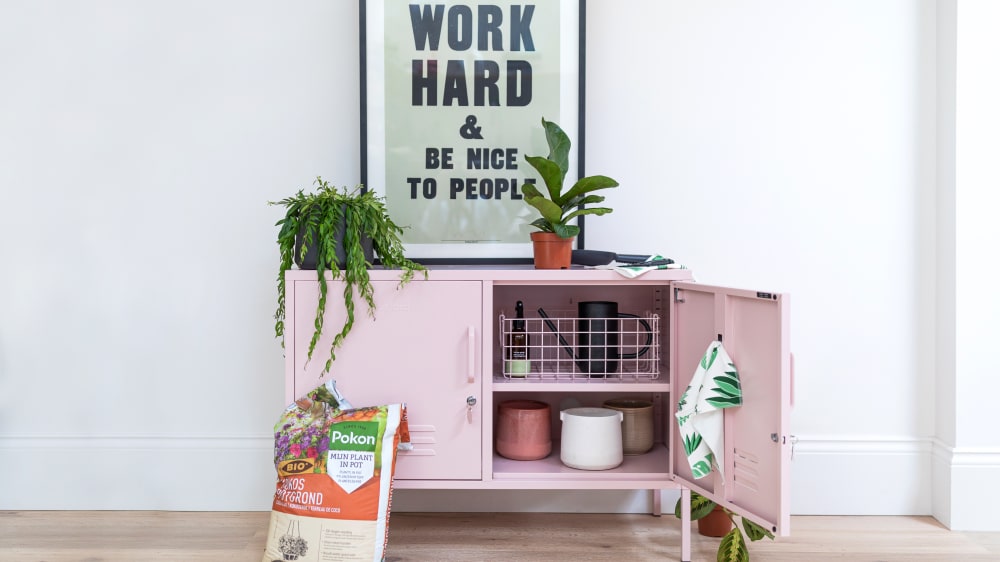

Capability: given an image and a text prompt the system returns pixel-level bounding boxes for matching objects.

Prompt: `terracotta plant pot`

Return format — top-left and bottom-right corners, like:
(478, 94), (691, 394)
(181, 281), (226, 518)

(697, 504), (733, 537)
(530, 232), (573, 269)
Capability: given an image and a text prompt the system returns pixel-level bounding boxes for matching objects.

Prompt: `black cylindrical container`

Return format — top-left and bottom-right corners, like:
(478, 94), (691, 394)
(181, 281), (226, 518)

(577, 301), (620, 376)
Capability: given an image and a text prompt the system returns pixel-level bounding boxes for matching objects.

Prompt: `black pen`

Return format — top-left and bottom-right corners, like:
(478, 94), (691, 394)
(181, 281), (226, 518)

(621, 258), (674, 267)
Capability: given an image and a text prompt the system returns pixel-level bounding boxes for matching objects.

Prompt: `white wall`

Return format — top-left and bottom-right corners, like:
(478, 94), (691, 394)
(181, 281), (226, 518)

(0, 0), (351, 509)
(1, 0), (993, 526)
(934, 0), (1000, 531)
(586, 0), (941, 518)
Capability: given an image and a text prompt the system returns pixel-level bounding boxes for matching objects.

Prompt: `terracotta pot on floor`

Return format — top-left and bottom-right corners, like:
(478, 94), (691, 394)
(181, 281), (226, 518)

(698, 504), (733, 537)
(530, 232), (573, 269)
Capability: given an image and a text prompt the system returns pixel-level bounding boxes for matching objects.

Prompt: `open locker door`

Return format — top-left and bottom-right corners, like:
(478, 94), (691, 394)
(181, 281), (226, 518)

(670, 281), (792, 536)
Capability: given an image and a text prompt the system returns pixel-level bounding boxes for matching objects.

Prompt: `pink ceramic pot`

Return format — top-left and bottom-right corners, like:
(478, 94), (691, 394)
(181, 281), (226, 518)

(496, 400), (552, 460)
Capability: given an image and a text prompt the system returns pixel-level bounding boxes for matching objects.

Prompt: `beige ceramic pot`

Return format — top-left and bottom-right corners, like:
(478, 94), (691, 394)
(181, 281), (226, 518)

(603, 398), (654, 455)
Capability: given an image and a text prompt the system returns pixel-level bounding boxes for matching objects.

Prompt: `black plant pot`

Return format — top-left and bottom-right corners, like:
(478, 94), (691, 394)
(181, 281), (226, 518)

(294, 218), (374, 270)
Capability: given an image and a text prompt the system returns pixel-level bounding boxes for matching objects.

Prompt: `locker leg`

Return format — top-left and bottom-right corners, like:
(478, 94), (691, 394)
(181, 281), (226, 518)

(680, 487), (691, 562)
(652, 489), (661, 516)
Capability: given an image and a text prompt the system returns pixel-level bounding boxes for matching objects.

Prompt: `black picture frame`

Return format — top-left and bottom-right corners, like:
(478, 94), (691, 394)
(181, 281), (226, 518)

(360, 0), (587, 264)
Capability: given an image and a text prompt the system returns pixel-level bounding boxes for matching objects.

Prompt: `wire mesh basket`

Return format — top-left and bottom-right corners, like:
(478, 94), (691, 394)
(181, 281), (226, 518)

(499, 312), (661, 380)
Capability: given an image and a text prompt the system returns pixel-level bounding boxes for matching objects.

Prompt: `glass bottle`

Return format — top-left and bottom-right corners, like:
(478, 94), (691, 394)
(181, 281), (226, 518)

(506, 301), (530, 376)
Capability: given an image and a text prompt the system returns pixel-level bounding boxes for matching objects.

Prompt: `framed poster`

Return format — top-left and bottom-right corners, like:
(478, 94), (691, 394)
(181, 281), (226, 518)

(360, 0), (586, 263)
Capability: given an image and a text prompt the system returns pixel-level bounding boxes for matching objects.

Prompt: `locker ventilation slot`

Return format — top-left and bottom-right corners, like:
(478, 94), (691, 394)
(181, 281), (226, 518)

(733, 447), (761, 492)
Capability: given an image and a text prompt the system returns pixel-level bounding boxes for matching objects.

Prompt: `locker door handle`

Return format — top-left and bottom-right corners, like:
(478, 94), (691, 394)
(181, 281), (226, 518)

(467, 325), (476, 383)
(790, 352), (795, 408)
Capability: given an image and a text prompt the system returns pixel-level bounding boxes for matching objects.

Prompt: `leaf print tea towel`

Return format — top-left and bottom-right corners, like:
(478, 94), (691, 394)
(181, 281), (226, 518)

(675, 340), (742, 479)
(590, 254), (689, 278)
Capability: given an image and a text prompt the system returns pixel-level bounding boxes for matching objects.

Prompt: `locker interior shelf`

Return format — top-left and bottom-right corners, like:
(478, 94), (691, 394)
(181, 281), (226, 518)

(492, 443), (671, 481)
(491, 377), (670, 392)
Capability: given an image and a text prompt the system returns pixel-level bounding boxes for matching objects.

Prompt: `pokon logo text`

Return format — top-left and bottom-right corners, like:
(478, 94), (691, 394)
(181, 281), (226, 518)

(403, 4), (541, 202)
(331, 430), (376, 447)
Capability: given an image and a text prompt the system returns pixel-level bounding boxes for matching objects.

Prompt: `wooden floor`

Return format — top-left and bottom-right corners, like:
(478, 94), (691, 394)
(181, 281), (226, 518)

(2, 511), (999, 562)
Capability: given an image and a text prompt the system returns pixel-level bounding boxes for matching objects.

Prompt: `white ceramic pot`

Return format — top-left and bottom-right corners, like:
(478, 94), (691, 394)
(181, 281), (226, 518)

(559, 407), (624, 470)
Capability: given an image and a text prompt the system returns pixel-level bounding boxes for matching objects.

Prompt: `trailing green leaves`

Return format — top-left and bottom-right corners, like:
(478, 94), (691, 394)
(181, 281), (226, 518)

(718, 528), (749, 562)
(269, 177), (426, 374)
(741, 518), (774, 542)
(674, 492), (775, 562)
(673, 492), (717, 520)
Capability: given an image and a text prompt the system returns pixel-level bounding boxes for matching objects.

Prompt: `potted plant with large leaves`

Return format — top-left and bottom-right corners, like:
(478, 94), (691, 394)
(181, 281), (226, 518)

(523, 118), (619, 269)
(270, 177), (426, 373)
(674, 491), (775, 562)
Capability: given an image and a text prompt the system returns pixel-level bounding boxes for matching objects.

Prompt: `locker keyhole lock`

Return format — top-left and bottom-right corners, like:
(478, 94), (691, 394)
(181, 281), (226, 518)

(466, 396), (477, 424)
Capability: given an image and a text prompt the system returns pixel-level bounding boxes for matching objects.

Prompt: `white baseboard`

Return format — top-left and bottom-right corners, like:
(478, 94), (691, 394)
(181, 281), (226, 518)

(3, 433), (996, 531)
(931, 439), (1000, 531)
(0, 435), (277, 511)
(789, 436), (933, 516)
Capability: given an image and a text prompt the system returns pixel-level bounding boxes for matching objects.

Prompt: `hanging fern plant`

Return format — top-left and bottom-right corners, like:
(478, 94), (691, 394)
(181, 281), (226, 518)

(270, 177), (426, 373)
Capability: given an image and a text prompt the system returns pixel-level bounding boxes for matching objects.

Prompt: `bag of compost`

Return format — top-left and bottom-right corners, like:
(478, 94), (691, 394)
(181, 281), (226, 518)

(263, 380), (407, 562)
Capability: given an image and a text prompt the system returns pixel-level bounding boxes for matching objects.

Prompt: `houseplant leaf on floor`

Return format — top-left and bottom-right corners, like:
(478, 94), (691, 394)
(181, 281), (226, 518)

(674, 491), (775, 562)
(523, 118), (619, 268)
(270, 177), (426, 373)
